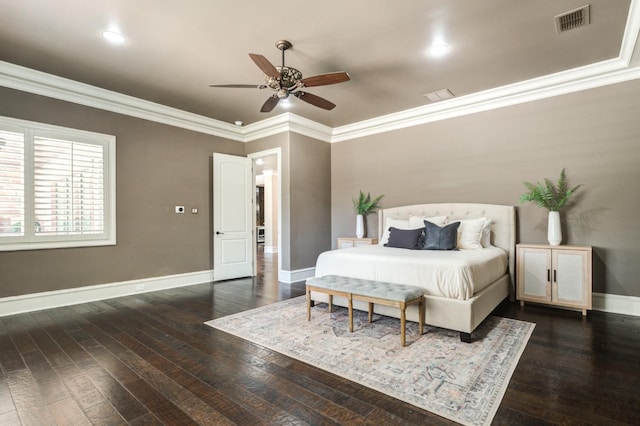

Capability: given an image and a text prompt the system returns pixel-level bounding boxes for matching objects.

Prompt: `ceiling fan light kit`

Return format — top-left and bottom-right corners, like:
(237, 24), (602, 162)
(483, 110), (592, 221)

(210, 39), (349, 113)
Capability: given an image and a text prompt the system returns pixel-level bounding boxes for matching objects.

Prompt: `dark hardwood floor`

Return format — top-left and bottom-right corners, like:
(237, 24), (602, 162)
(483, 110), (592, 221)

(1, 246), (639, 425)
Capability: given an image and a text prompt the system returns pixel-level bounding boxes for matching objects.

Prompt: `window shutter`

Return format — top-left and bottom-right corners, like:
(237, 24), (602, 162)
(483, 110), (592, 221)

(34, 136), (105, 236)
(0, 130), (25, 237)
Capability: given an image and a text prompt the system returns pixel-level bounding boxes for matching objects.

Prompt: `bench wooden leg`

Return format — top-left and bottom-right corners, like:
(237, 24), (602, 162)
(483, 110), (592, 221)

(368, 302), (373, 323)
(400, 302), (407, 346)
(348, 295), (354, 332)
(418, 296), (424, 335)
(328, 294), (333, 313)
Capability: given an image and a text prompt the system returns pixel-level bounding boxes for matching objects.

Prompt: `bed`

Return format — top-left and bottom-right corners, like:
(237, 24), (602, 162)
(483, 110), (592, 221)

(311, 203), (516, 341)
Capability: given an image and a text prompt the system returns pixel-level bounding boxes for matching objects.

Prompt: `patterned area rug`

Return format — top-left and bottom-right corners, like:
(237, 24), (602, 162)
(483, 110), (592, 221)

(205, 296), (534, 426)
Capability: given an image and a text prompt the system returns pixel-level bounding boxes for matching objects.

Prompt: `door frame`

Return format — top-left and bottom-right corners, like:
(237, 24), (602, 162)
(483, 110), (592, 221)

(248, 148), (282, 282)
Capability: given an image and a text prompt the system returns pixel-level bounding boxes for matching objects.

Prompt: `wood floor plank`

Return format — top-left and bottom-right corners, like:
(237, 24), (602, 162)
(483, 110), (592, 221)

(82, 400), (128, 426)
(0, 377), (17, 416)
(63, 374), (111, 412)
(86, 369), (149, 422)
(0, 409), (21, 425)
(21, 350), (70, 405)
(6, 368), (53, 426)
(100, 314), (287, 425)
(47, 397), (91, 426)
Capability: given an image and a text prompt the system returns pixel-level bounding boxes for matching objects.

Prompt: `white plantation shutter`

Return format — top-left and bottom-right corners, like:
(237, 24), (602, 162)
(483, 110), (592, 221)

(34, 137), (104, 236)
(0, 116), (115, 251)
(0, 129), (25, 237)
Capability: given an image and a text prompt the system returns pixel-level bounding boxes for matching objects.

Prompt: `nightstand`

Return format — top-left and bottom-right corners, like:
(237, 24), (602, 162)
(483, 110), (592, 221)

(516, 243), (592, 315)
(336, 237), (378, 249)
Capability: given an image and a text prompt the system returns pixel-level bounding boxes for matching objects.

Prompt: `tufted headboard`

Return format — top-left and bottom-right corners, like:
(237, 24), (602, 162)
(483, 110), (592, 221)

(378, 203), (516, 296)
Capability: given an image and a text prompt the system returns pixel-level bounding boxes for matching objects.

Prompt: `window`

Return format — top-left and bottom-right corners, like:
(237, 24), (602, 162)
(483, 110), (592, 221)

(0, 116), (115, 251)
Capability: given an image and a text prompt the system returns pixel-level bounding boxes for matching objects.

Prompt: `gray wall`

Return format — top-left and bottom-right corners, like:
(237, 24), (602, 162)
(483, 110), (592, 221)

(245, 132), (332, 272)
(289, 133), (332, 270)
(0, 87), (244, 298)
(3, 75), (637, 298)
(331, 78), (640, 298)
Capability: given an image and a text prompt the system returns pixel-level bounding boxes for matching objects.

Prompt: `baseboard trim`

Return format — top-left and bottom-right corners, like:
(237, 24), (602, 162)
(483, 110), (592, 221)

(593, 292), (640, 316)
(280, 267), (315, 284)
(3, 273), (636, 318)
(0, 269), (215, 317)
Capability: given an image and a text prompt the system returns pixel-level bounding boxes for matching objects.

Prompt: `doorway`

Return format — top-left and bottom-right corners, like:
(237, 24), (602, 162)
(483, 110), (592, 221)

(248, 148), (281, 282)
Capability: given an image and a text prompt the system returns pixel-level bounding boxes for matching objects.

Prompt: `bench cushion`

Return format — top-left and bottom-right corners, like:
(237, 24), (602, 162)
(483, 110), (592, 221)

(307, 275), (424, 302)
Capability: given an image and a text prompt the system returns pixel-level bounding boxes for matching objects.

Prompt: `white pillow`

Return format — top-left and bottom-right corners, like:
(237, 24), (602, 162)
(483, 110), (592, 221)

(379, 218), (411, 245)
(408, 215), (447, 229)
(481, 219), (492, 248)
(450, 217), (488, 250)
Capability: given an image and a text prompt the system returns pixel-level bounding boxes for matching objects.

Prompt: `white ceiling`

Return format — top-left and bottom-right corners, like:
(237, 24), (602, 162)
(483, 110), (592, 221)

(0, 1), (635, 128)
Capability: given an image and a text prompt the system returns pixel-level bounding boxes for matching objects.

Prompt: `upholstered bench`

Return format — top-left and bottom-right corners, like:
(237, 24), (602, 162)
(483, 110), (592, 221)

(306, 275), (425, 346)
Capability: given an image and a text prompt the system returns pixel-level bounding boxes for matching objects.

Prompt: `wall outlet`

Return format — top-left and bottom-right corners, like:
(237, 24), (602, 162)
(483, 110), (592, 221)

(191, 208), (198, 214)
(175, 206), (185, 214)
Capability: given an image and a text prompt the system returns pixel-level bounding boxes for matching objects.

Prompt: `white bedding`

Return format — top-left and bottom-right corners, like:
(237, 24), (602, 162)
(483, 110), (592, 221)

(314, 245), (508, 300)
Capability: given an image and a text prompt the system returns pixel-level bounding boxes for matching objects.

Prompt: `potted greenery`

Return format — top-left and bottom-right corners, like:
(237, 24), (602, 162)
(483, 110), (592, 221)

(352, 190), (384, 238)
(519, 168), (581, 245)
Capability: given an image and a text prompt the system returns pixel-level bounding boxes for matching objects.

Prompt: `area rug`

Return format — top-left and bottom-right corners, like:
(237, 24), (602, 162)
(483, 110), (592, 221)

(205, 296), (534, 426)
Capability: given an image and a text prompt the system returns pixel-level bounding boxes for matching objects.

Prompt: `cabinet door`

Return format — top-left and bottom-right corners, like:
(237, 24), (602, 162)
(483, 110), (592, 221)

(552, 249), (588, 307)
(337, 238), (354, 249)
(518, 247), (551, 302)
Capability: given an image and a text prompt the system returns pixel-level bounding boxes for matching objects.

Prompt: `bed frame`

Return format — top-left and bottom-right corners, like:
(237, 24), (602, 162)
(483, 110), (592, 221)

(312, 203), (516, 342)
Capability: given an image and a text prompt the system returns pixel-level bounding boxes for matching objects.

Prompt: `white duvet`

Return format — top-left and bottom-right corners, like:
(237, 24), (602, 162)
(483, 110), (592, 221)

(314, 245), (508, 300)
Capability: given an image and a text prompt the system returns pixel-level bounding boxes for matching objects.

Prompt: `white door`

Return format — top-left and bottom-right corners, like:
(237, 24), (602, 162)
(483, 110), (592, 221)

(213, 153), (254, 281)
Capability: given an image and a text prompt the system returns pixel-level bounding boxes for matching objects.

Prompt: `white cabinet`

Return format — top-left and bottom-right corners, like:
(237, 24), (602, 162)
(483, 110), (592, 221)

(516, 244), (592, 315)
(336, 237), (378, 249)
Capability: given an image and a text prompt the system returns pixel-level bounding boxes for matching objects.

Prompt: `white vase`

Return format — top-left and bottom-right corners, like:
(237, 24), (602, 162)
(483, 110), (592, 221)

(356, 214), (364, 238)
(547, 211), (562, 246)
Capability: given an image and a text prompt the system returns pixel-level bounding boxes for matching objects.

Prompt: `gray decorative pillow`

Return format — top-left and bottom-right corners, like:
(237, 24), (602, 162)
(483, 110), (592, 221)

(384, 227), (424, 250)
(422, 220), (460, 250)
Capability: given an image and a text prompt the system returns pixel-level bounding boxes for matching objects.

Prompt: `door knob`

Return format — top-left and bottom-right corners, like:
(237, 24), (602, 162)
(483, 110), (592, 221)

(216, 231), (224, 235)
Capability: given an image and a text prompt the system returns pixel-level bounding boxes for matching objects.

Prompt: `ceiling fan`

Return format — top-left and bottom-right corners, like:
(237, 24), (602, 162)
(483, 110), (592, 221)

(209, 40), (350, 113)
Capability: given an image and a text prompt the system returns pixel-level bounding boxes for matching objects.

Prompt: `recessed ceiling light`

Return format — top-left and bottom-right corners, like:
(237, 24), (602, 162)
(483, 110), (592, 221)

(428, 43), (450, 57)
(102, 30), (126, 44)
(234, 120), (244, 126)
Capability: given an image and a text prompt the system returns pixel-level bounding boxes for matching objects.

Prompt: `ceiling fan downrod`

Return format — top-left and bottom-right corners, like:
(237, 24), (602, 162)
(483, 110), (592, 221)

(275, 40), (293, 70)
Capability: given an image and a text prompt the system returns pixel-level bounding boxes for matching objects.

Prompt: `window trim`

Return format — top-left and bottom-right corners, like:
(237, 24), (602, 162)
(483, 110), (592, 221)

(0, 115), (116, 251)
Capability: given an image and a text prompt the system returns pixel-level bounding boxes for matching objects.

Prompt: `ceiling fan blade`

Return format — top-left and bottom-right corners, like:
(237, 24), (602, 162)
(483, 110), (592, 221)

(294, 92), (336, 110)
(249, 53), (280, 79)
(260, 96), (280, 112)
(300, 72), (350, 87)
(208, 84), (267, 89)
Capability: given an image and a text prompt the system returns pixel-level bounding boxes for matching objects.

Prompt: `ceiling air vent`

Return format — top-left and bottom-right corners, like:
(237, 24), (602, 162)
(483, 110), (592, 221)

(424, 89), (455, 103)
(555, 5), (590, 33)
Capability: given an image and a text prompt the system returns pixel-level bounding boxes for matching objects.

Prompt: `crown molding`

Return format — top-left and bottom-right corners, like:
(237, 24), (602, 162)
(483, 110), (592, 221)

(620, 0), (640, 64)
(0, 60), (245, 141)
(1, 0), (638, 145)
(331, 0), (640, 142)
(240, 112), (333, 143)
(331, 57), (640, 143)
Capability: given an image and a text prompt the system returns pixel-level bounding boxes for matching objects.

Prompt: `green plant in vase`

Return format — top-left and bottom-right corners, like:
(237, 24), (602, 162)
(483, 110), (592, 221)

(520, 168), (581, 245)
(352, 190), (384, 238)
